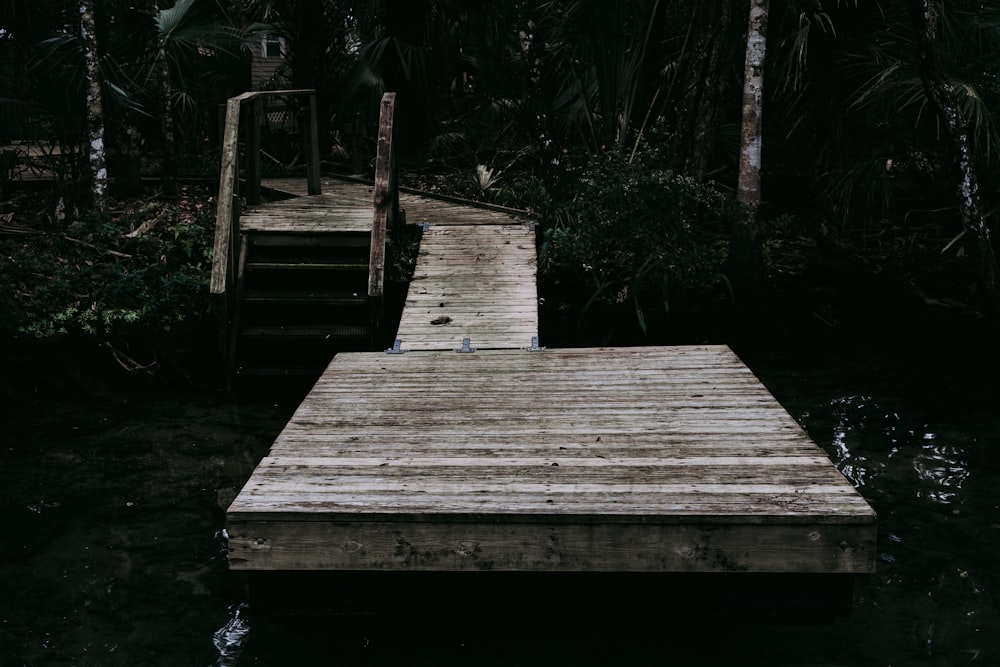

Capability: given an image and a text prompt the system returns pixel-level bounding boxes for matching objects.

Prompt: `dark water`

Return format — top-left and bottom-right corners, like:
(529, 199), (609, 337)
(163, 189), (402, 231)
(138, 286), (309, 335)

(2, 341), (999, 666)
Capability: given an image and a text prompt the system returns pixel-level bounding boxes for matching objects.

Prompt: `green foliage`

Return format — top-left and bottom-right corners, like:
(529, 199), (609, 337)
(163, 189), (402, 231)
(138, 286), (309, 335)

(493, 172), (552, 214)
(0, 189), (214, 343)
(542, 146), (744, 335)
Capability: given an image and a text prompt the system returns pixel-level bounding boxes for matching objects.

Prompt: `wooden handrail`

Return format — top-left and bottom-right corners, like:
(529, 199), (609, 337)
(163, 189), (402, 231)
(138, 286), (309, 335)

(369, 92), (398, 301)
(210, 89), (321, 300)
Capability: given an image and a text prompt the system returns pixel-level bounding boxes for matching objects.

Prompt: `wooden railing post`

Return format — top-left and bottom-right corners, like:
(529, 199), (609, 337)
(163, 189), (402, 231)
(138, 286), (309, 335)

(245, 98), (263, 205)
(368, 92), (397, 345)
(305, 93), (322, 195)
(369, 92), (397, 302)
(211, 97), (243, 300)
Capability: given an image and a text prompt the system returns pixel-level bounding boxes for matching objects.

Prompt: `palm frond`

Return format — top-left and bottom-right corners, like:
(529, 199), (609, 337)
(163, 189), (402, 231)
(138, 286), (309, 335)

(821, 156), (897, 226)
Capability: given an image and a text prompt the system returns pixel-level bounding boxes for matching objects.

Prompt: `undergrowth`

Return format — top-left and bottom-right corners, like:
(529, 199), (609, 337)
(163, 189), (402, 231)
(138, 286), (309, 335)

(540, 146), (746, 339)
(0, 186), (215, 353)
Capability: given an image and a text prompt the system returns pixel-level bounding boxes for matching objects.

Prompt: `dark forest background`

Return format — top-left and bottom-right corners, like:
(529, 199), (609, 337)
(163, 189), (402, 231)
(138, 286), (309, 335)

(2, 0), (999, 383)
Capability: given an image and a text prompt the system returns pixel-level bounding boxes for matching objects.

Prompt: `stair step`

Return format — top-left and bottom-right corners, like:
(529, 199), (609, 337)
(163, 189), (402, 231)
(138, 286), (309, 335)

(243, 289), (369, 305)
(241, 324), (370, 340)
(249, 233), (370, 249)
(246, 261), (369, 271)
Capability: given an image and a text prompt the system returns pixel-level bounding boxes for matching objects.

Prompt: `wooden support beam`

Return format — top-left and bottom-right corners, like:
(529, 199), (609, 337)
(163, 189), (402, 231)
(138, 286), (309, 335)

(245, 98), (263, 206)
(305, 93), (322, 196)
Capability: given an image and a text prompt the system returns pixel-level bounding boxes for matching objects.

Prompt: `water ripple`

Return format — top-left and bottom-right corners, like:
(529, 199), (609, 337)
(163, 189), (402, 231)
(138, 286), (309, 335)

(213, 603), (250, 667)
(913, 442), (969, 505)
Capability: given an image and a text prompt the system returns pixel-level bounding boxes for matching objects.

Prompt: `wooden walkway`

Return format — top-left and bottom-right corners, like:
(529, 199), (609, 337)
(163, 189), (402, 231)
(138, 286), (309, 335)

(214, 91), (875, 619)
(256, 176), (540, 352)
(227, 179), (877, 579)
(396, 224), (538, 351)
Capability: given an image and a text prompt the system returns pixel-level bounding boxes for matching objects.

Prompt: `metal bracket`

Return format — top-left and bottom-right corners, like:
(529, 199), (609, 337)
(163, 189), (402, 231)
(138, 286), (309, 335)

(455, 337), (476, 353)
(525, 335), (545, 352)
(527, 220), (538, 232)
(386, 338), (406, 354)
(421, 222), (431, 232)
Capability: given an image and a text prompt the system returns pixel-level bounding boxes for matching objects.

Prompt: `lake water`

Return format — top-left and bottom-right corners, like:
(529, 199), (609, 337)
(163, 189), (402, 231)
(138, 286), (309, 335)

(2, 339), (999, 666)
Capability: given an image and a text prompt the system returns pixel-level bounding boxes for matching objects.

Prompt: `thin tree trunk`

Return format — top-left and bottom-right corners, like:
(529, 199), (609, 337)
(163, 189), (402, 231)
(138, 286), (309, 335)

(737, 0), (768, 205)
(904, 0), (1000, 310)
(79, 0), (107, 213)
(730, 0), (769, 314)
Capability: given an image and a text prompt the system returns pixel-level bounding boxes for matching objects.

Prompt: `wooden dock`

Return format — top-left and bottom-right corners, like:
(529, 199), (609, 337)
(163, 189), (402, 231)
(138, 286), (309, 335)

(227, 345), (875, 574)
(219, 90), (876, 616)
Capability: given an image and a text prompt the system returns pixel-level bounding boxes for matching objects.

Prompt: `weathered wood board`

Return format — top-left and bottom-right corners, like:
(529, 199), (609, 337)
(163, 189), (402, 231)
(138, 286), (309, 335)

(395, 224), (538, 351)
(263, 177), (533, 225)
(261, 177), (374, 203)
(227, 345), (877, 574)
(240, 191), (373, 234)
(399, 192), (531, 226)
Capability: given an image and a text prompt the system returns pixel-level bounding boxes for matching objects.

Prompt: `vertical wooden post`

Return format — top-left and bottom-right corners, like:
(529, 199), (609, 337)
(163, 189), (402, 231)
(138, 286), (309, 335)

(211, 97), (243, 299)
(226, 232), (248, 384)
(227, 193), (241, 296)
(368, 92), (397, 346)
(305, 93), (322, 195)
(369, 92), (396, 301)
(245, 98), (263, 205)
(389, 121), (398, 231)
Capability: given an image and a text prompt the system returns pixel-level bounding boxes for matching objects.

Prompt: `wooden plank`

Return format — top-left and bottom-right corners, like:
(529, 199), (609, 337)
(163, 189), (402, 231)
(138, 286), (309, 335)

(239, 194), (372, 234)
(228, 520), (876, 573)
(399, 193), (531, 226)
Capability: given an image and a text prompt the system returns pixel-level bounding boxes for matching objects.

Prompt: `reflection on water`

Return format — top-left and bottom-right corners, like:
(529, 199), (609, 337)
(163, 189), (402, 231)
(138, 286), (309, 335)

(214, 603), (250, 666)
(821, 394), (973, 508)
(1, 344), (999, 666)
(912, 438), (970, 506)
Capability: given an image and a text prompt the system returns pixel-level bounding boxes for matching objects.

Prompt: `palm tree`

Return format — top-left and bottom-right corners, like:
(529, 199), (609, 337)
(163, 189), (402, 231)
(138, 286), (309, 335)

(768, 0), (1000, 310)
(152, 0), (267, 193)
(539, 0), (666, 155)
(902, 0), (999, 306)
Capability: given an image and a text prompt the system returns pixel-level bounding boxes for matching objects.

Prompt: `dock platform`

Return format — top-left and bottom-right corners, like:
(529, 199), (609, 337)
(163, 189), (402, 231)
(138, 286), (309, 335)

(227, 345), (875, 574)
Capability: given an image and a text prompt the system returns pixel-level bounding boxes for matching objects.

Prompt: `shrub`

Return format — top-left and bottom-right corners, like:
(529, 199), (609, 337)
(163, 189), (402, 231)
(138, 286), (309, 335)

(541, 146), (745, 336)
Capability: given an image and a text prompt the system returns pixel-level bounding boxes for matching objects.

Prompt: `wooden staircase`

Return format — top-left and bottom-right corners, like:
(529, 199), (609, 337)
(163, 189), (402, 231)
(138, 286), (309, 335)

(230, 230), (376, 377)
(210, 90), (398, 384)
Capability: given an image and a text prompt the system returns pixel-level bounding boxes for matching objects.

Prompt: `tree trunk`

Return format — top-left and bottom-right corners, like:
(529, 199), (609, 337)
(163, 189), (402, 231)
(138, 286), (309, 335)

(904, 0), (1000, 310)
(79, 0), (107, 213)
(737, 0), (768, 206)
(729, 0), (769, 315)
